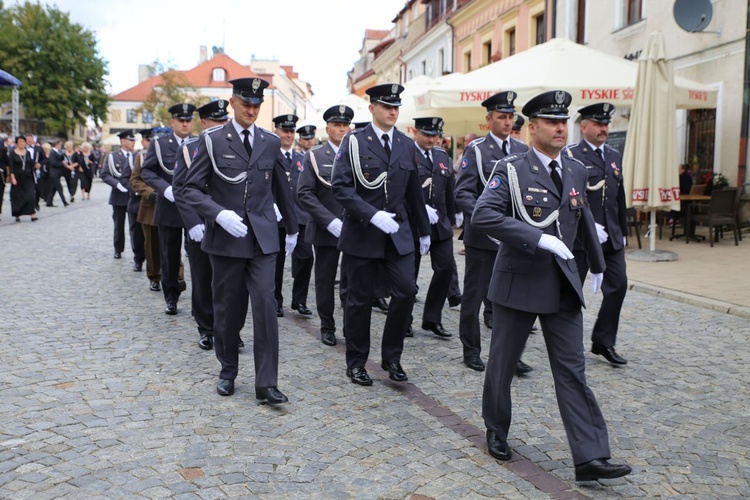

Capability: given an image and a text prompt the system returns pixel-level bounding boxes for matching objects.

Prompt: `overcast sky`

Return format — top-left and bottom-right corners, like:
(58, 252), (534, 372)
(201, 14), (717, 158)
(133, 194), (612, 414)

(10, 0), (406, 109)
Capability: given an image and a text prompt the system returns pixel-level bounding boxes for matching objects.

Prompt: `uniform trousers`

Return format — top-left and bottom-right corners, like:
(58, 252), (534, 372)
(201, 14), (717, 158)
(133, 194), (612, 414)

(158, 225), (183, 304)
(344, 240), (415, 370)
(290, 225), (314, 306)
(186, 238), (213, 336)
(313, 245), (347, 334)
(142, 223), (161, 282)
(210, 250), (278, 386)
(459, 245), (496, 358)
(482, 281), (611, 466)
(574, 242), (627, 347)
(448, 256), (461, 298)
(111, 206), (127, 253)
(127, 211), (145, 265)
(413, 237), (453, 324)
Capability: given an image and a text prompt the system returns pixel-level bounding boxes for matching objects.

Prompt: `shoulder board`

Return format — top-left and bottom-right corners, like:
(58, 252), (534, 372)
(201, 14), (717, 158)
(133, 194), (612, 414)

(202, 124), (223, 136)
(258, 127), (278, 139)
(501, 151), (527, 163)
(603, 144), (618, 153)
(564, 155), (586, 167)
(184, 136), (199, 145)
(351, 128), (366, 135)
(468, 137), (485, 147)
(310, 144), (325, 151)
(433, 146), (446, 153)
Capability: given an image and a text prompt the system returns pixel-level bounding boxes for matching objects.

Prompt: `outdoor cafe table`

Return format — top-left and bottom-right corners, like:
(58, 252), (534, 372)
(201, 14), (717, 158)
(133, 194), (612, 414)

(672, 194), (711, 242)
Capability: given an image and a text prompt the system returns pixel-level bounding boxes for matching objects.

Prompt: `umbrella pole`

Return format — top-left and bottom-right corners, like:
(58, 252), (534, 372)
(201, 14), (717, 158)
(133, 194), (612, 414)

(649, 211), (657, 253)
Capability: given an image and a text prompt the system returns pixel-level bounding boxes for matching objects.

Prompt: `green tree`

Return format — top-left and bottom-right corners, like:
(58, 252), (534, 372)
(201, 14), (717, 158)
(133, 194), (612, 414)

(0, 1), (110, 136)
(137, 60), (209, 134)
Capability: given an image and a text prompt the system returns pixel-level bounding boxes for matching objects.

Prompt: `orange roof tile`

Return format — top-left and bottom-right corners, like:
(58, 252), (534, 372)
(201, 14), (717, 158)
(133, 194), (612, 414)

(364, 29), (390, 40)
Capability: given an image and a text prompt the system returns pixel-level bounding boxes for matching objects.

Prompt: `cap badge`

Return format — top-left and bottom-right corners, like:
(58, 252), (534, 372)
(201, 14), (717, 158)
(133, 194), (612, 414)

(287, 114), (293, 122)
(603, 103), (610, 112)
(218, 100), (225, 109)
(339, 104), (346, 114)
(391, 84), (398, 94)
(252, 79), (261, 92)
(432, 117), (438, 125)
(508, 91), (516, 102)
(438, 119), (444, 128)
(182, 103), (188, 113)
(555, 91), (566, 104)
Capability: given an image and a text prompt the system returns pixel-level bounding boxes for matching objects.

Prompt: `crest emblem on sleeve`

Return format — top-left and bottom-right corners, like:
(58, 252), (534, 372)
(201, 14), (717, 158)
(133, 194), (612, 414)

(460, 158), (469, 169)
(488, 176), (501, 190)
(192, 145), (200, 159)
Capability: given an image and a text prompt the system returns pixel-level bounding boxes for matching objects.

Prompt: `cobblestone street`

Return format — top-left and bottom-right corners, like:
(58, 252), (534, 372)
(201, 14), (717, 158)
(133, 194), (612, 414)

(1, 182), (749, 499)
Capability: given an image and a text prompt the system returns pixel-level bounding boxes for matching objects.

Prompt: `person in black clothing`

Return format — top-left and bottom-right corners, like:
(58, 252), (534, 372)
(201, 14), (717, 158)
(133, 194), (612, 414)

(8, 136), (38, 221)
(74, 142), (95, 200)
(45, 140), (69, 207)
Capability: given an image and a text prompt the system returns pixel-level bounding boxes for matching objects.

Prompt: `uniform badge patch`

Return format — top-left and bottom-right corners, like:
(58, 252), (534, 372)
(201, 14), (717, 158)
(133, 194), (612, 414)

(438, 162), (447, 170)
(569, 188), (580, 197)
(297, 160), (304, 172)
(192, 146), (200, 159)
(335, 149), (342, 161)
(460, 158), (469, 169)
(532, 207), (543, 218)
(488, 176), (501, 190)
(612, 162), (620, 176)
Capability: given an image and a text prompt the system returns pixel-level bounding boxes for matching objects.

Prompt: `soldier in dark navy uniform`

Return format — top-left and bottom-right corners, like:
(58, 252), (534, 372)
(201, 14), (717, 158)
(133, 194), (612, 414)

(567, 103), (629, 365)
(511, 115), (525, 140)
(100, 131), (135, 259)
(473, 90), (631, 482)
(183, 78), (298, 404)
(296, 125), (317, 153)
(272, 114), (314, 317)
(409, 117), (456, 338)
(141, 103), (196, 315)
(454, 91), (531, 373)
(331, 83), (431, 386)
(116, 129), (146, 272)
(297, 105), (353, 347)
(173, 100), (231, 351)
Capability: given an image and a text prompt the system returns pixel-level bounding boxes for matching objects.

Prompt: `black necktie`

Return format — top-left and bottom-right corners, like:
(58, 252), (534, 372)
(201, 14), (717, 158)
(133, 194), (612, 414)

(595, 147), (604, 163)
(425, 150), (432, 168)
(549, 160), (563, 194)
(242, 130), (253, 158)
(502, 140), (508, 156)
(285, 151), (292, 164)
(382, 134), (391, 159)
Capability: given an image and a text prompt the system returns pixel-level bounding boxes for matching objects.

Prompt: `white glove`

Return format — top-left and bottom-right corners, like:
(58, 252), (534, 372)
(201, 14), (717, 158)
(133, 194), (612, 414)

(622, 236), (627, 247)
(326, 218), (343, 238)
(455, 212), (464, 228)
(425, 204), (439, 225)
(419, 235), (431, 255)
(538, 234), (574, 260)
(594, 222), (609, 244)
(370, 211), (399, 234)
(216, 210), (248, 238)
(591, 273), (604, 294)
(285, 232), (298, 256)
(115, 183), (128, 193)
(273, 203), (282, 222)
(188, 224), (205, 242)
(163, 186), (175, 202)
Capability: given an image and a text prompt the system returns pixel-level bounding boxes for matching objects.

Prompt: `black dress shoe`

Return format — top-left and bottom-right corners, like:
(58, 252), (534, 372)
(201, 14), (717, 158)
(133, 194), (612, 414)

(70, 196), (74, 203)
(216, 378), (234, 396)
(464, 355), (486, 371)
(484, 318), (493, 329)
(276, 306), (284, 317)
(255, 387), (289, 405)
(63, 202), (69, 207)
(133, 262), (143, 272)
(177, 280), (187, 293)
(114, 252), (122, 259)
(486, 430), (512, 461)
(448, 294), (462, 307)
(321, 331), (337, 346)
(291, 303), (313, 316)
(381, 360), (408, 382)
(575, 458), (632, 481)
(238, 337), (244, 348)
(46, 203), (56, 207)
(198, 334), (213, 350)
(165, 302), (177, 315)
(592, 344), (628, 365)
(346, 367), (373, 386)
(530, 324), (539, 332)
(149, 281), (161, 292)
(515, 359), (533, 375)
(371, 297), (389, 312)
(422, 321), (452, 338)
(404, 325), (414, 338)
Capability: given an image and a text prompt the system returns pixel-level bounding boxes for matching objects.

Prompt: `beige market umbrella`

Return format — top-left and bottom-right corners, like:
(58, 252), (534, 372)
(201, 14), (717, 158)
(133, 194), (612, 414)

(622, 31), (681, 257)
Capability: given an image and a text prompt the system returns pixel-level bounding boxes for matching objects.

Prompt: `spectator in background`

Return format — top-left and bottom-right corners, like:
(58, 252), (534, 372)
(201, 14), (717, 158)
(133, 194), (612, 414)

(0, 135), (8, 220)
(679, 164), (693, 195)
(40, 142), (52, 204)
(45, 139), (69, 207)
(8, 135), (38, 222)
(63, 141), (79, 202)
(75, 142), (95, 200)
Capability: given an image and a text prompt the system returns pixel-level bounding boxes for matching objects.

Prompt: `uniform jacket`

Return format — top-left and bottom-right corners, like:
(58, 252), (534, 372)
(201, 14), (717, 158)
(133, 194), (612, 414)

(472, 149), (605, 314)
(117, 150), (141, 214)
(182, 121), (298, 258)
(281, 149), (308, 227)
(564, 141), (627, 251)
(455, 134), (528, 251)
(172, 137), (203, 231)
(331, 124), (430, 259)
(141, 134), (193, 227)
(297, 142), (344, 248)
(130, 151), (157, 225)
(417, 145), (456, 242)
(100, 150), (130, 207)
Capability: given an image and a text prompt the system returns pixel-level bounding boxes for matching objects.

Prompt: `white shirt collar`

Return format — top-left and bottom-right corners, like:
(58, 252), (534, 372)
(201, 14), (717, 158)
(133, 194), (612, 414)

(173, 133), (187, 145)
(280, 147), (293, 156)
(327, 140), (340, 154)
(370, 122), (393, 148)
(231, 119), (255, 144)
(489, 132), (509, 150)
(532, 148), (562, 174)
(584, 139), (604, 152)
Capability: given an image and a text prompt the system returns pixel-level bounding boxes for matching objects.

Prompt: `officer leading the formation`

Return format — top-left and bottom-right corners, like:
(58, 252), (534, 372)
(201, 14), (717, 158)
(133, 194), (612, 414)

(567, 103), (629, 365)
(297, 104), (353, 347)
(331, 83), (431, 386)
(454, 90), (530, 372)
(183, 77), (298, 404)
(472, 90), (631, 482)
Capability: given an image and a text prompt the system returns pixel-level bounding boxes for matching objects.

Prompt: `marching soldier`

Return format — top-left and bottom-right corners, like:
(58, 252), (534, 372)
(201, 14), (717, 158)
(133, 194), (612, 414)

(511, 115), (525, 140)
(473, 90), (631, 482)
(297, 104), (353, 347)
(183, 77), (298, 403)
(409, 117), (456, 339)
(116, 129), (146, 272)
(141, 103), (196, 315)
(567, 103), (629, 365)
(331, 83), (431, 386)
(100, 131), (135, 259)
(296, 125), (317, 153)
(454, 91), (530, 372)
(172, 100), (231, 351)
